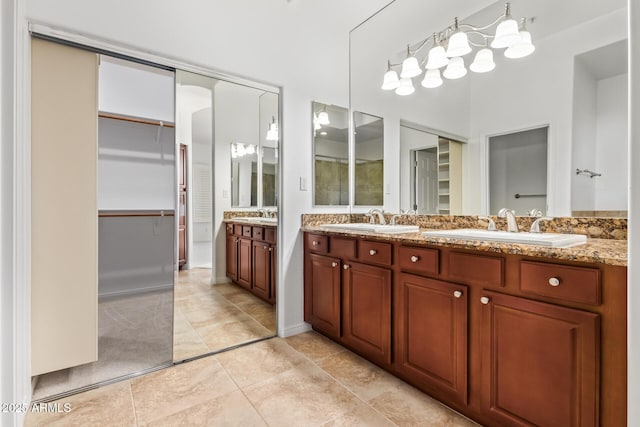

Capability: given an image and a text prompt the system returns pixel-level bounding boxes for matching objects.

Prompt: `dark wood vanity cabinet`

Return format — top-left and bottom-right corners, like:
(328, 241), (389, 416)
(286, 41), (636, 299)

(226, 222), (276, 304)
(395, 273), (468, 405)
(303, 231), (627, 427)
(479, 290), (599, 427)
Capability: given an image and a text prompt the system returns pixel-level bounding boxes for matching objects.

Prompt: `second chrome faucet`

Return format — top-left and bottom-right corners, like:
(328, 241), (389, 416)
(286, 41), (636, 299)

(498, 208), (519, 233)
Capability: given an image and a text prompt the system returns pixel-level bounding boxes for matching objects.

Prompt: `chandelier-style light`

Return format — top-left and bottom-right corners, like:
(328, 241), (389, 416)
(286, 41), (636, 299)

(266, 116), (279, 141)
(380, 2), (534, 94)
(231, 143), (257, 158)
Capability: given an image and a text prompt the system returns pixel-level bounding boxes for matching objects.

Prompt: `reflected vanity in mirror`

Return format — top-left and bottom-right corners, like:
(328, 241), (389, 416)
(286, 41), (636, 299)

(313, 102), (350, 206)
(350, 0), (628, 217)
(174, 71), (277, 362)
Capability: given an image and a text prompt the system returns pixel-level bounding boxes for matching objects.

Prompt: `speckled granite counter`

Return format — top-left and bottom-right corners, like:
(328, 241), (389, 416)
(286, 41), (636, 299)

(301, 224), (627, 267)
(225, 218), (277, 227)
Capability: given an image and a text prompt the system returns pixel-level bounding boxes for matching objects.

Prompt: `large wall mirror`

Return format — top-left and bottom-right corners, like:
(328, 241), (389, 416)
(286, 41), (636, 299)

(313, 102), (350, 206)
(354, 111), (384, 206)
(350, 0), (628, 217)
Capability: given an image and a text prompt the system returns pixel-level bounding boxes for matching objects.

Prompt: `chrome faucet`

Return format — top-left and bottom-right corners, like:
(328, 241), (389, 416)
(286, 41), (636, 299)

(498, 208), (519, 232)
(368, 208), (386, 225)
(530, 217), (553, 233)
(257, 208), (268, 218)
(478, 216), (497, 231)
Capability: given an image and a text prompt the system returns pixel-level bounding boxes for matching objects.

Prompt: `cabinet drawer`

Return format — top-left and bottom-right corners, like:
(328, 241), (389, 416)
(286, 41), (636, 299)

(264, 227), (276, 244)
(252, 227), (264, 240)
(330, 237), (356, 259)
(398, 246), (439, 276)
(520, 261), (601, 306)
(358, 240), (392, 266)
(448, 252), (504, 287)
(306, 233), (328, 253)
(233, 224), (243, 235)
(242, 226), (252, 237)
(226, 223), (233, 234)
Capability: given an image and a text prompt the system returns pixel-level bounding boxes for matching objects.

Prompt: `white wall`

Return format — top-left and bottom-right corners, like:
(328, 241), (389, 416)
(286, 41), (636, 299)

(571, 59), (598, 211)
(595, 74), (628, 210)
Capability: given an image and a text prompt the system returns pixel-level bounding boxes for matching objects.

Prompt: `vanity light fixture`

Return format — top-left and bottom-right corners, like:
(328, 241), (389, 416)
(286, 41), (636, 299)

(317, 107), (330, 126)
(231, 142), (257, 158)
(266, 116), (279, 141)
(380, 2), (534, 93)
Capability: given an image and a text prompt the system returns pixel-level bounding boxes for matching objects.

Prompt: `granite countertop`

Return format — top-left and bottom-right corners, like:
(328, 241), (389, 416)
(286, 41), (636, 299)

(225, 218), (277, 228)
(302, 225), (627, 267)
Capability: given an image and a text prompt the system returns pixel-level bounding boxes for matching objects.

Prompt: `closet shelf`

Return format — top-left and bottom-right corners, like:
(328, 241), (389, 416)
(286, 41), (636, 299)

(99, 112), (175, 128)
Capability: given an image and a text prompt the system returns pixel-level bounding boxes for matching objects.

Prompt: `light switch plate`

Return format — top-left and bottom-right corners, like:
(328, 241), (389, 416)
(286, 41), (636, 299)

(300, 177), (308, 191)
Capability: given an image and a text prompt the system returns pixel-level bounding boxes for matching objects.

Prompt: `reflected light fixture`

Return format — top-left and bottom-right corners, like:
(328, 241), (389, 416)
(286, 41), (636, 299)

(381, 2), (534, 95)
(317, 107), (330, 125)
(266, 116), (279, 141)
(231, 142), (257, 158)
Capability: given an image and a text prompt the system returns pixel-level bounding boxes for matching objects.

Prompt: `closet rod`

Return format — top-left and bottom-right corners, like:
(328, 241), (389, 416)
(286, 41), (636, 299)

(98, 210), (175, 218)
(98, 112), (175, 128)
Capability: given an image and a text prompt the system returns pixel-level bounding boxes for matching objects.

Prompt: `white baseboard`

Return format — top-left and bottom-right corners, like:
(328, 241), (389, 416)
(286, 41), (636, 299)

(215, 276), (231, 285)
(279, 322), (311, 338)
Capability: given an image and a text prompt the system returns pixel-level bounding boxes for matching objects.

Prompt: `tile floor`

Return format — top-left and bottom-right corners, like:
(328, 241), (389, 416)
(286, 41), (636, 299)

(173, 268), (276, 361)
(26, 331), (480, 427)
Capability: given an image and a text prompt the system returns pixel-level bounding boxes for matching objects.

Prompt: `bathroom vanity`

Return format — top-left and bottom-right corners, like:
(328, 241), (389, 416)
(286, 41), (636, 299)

(302, 218), (626, 427)
(226, 218), (277, 304)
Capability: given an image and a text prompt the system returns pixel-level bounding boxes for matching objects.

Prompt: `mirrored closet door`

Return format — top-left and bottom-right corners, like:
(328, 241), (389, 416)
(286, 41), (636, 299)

(173, 71), (278, 362)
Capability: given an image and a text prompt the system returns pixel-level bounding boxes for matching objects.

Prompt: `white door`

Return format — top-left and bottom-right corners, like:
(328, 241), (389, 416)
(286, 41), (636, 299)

(415, 150), (438, 214)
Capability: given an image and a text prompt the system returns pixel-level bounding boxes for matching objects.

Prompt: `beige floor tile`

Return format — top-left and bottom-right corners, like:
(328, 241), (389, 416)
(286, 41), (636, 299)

(197, 318), (273, 353)
(216, 338), (309, 388)
(322, 402), (396, 427)
(130, 356), (237, 424)
(25, 381), (135, 427)
(143, 389), (266, 427)
(223, 291), (262, 306)
(212, 282), (247, 297)
(173, 309), (209, 361)
(318, 351), (407, 401)
(252, 312), (276, 331)
(285, 331), (346, 362)
(368, 382), (479, 427)
(243, 363), (361, 427)
(181, 303), (248, 330)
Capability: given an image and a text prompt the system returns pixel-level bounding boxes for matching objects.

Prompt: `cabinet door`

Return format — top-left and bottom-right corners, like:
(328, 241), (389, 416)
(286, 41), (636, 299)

(252, 241), (272, 301)
(237, 237), (252, 289)
(342, 262), (392, 365)
(226, 233), (238, 281)
(304, 253), (342, 339)
(480, 291), (600, 427)
(395, 273), (468, 404)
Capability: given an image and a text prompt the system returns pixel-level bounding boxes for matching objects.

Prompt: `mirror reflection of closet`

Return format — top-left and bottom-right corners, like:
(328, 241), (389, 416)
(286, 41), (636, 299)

(174, 71), (278, 362)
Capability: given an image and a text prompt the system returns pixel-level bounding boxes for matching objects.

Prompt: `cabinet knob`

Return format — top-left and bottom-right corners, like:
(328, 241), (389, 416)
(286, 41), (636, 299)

(343, 264), (350, 270)
(410, 255), (419, 263)
(268, 248), (273, 252)
(548, 277), (561, 287)
(480, 296), (490, 305)
(263, 245), (268, 250)
(453, 290), (463, 298)
(369, 249), (377, 256)
(312, 241), (319, 246)
(331, 262), (338, 268)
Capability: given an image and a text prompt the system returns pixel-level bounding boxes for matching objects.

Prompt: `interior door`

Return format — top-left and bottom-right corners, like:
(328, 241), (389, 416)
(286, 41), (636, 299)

(415, 149), (438, 214)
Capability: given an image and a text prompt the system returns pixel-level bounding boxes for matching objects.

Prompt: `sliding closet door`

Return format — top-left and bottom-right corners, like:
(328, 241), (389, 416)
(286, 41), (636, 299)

(31, 38), (99, 375)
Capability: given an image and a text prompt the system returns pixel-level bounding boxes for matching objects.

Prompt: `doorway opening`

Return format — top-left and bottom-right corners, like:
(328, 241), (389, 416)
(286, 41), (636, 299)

(411, 148), (438, 214)
(488, 126), (549, 215)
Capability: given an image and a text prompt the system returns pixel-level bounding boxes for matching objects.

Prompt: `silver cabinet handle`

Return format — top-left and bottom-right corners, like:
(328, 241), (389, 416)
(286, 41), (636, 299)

(263, 245), (268, 250)
(453, 290), (463, 298)
(331, 262), (338, 268)
(480, 296), (490, 305)
(369, 249), (377, 256)
(548, 277), (560, 287)
(312, 241), (319, 246)
(343, 264), (350, 270)
(410, 256), (419, 263)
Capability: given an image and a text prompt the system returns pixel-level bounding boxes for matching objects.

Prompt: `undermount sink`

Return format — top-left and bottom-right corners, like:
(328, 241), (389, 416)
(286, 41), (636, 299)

(320, 223), (420, 234)
(233, 217), (278, 224)
(421, 229), (587, 248)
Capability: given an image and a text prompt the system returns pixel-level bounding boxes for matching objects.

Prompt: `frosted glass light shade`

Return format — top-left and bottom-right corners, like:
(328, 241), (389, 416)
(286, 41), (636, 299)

(317, 111), (330, 125)
(395, 78), (415, 96)
(381, 69), (400, 90)
(401, 56), (422, 78)
(505, 31), (536, 58)
(426, 45), (449, 69)
(446, 31), (472, 57)
(421, 68), (443, 88)
(470, 48), (496, 73)
(443, 57), (467, 79)
(491, 18), (520, 48)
